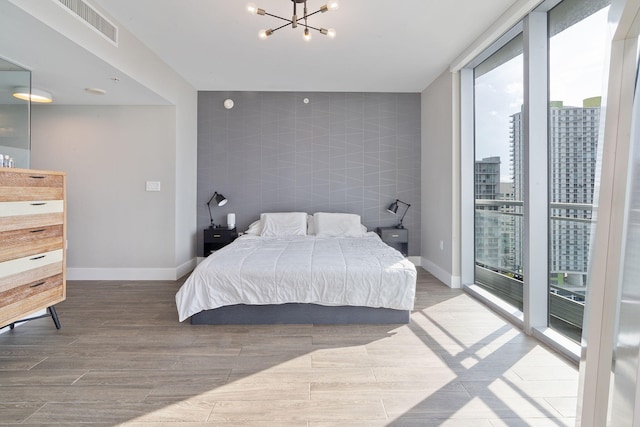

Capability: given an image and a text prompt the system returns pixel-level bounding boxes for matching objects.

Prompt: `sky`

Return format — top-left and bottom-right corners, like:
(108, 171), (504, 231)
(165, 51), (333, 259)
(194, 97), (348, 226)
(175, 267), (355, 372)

(474, 7), (610, 182)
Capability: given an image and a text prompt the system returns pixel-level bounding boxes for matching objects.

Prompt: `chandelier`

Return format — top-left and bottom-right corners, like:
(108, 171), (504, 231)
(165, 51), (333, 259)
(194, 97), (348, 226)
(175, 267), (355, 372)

(246, 0), (339, 41)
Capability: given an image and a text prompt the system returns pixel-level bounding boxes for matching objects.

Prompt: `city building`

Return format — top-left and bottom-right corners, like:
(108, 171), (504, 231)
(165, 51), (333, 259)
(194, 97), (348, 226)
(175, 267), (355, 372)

(509, 98), (600, 293)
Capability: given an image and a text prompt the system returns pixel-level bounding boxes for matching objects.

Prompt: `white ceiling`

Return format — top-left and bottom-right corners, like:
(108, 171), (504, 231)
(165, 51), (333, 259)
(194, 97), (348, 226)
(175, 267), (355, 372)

(1, 0), (520, 104)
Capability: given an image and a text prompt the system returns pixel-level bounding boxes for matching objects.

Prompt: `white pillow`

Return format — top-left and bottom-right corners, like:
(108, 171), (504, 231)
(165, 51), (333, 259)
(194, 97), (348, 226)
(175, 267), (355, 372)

(245, 220), (262, 235)
(260, 212), (308, 237)
(313, 212), (365, 237)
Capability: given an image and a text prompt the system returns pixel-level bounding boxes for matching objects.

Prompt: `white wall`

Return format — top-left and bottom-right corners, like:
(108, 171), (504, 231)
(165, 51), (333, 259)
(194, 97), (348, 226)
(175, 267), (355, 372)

(5, 1), (198, 280)
(31, 106), (178, 279)
(421, 69), (459, 287)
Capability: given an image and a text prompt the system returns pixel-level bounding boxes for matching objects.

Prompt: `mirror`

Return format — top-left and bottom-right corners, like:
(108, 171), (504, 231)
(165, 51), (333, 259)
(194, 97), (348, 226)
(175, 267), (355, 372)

(0, 57), (30, 169)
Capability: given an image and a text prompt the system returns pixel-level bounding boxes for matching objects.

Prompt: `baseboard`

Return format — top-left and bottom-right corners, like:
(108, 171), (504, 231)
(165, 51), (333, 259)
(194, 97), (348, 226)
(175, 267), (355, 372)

(420, 257), (460, 288)
(67, 258), (197, 281)
(176, 258), (197, 279)
(407, 256), (421, 266)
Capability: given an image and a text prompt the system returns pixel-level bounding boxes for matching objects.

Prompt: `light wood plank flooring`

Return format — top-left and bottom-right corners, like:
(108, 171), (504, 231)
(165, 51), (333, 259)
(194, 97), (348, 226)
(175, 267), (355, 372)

(0, 268), (578, 426)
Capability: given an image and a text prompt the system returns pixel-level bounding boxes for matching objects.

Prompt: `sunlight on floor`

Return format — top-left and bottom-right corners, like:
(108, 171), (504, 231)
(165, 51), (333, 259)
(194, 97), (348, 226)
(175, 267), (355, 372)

(0, 273), (578, 425)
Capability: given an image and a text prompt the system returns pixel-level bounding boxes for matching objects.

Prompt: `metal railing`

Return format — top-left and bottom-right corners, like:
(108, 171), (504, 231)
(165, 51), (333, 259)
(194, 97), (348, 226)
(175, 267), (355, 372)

(474, 199), (591, 336)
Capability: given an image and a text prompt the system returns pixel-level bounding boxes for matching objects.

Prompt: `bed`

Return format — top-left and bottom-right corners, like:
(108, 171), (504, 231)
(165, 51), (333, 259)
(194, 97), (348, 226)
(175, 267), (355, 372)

(175, 212), (417, 325)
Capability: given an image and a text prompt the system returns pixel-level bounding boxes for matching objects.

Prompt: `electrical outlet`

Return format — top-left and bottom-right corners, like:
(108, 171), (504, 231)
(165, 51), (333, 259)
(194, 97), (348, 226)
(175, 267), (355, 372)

(440, 240), (444, 251)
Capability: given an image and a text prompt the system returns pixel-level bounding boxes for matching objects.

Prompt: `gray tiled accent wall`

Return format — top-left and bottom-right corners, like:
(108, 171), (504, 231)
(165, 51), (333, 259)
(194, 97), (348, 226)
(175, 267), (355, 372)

(197, 91), (421, 256)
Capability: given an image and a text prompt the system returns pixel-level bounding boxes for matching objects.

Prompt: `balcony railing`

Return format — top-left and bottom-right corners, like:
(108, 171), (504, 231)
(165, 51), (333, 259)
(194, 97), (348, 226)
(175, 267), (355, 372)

(475, 199), (592, 340)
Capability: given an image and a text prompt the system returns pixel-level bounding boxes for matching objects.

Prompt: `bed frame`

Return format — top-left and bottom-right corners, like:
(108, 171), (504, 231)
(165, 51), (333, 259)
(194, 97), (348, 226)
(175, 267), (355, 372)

(190, 303), (410, 325)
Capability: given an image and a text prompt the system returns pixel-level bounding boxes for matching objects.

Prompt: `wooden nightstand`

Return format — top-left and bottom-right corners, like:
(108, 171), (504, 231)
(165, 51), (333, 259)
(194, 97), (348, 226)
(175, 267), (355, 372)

(376, 227), (408, 256)
(204, 227), (238, 256)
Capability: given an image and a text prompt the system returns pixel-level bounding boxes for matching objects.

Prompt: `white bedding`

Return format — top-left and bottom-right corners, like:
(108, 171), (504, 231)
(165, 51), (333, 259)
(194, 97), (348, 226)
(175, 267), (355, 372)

(175, 232), (417, 322)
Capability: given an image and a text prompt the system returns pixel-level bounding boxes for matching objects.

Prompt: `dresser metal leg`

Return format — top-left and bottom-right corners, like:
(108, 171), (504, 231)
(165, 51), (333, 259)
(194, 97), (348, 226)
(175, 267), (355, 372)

(48, 306), (61, 329)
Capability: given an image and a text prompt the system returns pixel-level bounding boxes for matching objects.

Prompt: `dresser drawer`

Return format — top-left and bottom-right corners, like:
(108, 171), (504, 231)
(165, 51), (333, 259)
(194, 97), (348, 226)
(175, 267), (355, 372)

(0, 249), (64, 279)
(0, 187), (64, 202)
(0, 213), (64, 233)
(0, 200), (64, 217)
(0, 201), (64, 233)
(0, 262), (63, 294)
(0, 273), (64, 327)
(0, 225), (64, 263)
(0, 171), (64, 202)
(0, 171), (64, 188)
(0, 273), (64, 309)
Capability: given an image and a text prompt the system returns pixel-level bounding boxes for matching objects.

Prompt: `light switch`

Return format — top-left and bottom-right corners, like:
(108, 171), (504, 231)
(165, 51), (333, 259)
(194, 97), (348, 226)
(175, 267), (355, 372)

(146, 181), (161, 192)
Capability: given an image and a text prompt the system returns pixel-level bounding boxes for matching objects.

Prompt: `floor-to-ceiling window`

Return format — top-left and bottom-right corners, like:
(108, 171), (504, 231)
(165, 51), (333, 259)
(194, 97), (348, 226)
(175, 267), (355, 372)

(473, 34), (524, 310)
(462, 0), (612, 354)
(548, 0), (610, 342)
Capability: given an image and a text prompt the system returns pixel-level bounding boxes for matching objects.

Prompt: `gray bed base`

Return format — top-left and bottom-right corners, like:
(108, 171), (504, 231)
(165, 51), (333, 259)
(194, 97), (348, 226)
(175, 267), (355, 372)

(190, 303), (410, 325)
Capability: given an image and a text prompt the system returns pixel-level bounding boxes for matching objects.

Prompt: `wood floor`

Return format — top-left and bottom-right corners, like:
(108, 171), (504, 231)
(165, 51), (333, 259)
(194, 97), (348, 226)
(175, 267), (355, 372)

(0, 268), (578, 426)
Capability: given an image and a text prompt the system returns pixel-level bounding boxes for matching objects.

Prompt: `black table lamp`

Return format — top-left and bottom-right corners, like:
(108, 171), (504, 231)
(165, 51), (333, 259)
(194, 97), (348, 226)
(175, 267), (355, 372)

(387, 199), (411, 229)
(207, 191), (228, 227)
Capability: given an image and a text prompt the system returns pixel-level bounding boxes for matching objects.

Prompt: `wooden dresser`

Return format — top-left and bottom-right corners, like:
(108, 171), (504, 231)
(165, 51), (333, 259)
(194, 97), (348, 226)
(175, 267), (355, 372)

(0, 168), (66, 329)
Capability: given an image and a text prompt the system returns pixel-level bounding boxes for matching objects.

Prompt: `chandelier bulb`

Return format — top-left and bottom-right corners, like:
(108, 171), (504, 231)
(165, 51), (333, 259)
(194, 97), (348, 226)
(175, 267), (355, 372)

(303, 28), (311, 41)
(327, 0), (339, 11)
(320, 28), (336, 38)
(247, 3), (265, 15)
(259, 29), (273, 39)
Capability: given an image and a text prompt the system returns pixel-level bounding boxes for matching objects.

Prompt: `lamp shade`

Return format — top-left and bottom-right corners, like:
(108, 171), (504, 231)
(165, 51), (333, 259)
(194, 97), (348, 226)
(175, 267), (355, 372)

(214, 193), (228, 206)
(386, 199), (411, 229)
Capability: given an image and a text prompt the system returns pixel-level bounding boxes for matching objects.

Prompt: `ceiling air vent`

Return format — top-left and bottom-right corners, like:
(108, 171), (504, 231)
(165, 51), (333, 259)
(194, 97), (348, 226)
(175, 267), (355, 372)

(56, 0), (118, 45)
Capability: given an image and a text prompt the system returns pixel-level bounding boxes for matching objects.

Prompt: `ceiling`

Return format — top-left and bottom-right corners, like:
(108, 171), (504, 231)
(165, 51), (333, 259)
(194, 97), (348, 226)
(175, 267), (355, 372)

(1, 0), (520, 104)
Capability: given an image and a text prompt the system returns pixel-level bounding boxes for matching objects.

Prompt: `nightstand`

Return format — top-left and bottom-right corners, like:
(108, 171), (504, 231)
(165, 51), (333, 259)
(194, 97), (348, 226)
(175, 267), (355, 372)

(204, 227), (238, 256)
(376, 227), (408, 256)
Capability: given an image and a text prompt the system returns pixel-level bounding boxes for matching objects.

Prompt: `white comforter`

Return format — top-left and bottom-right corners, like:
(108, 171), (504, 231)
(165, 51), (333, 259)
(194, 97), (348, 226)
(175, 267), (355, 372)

(175, 232), (417, 322)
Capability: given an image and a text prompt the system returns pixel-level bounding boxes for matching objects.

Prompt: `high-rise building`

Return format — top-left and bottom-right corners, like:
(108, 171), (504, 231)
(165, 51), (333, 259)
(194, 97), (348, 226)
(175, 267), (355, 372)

(475, 156), (501, 200)
(474, 156), (520, 274)
(475, 97), (599, 288)
(474, 157), (501, 270)
(510, 98), (600, 292)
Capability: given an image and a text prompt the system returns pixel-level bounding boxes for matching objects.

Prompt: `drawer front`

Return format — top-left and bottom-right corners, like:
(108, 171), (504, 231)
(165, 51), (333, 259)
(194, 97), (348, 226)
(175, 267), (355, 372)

(0, 225), (64, 263)
(0, 212), (64, 233)
(205, 229), (236, 243)
(0, 171), (64, 188)
(0, 249), (64, 279)
(0, 262), (63, 294)
(0, 171), (64, 202)
(0, 274), (64, 327)
(0, 187), (64, 202)
(0, 200), (64, 217)
(381, 229), (408, 242)
(0, 273), (63, 310)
